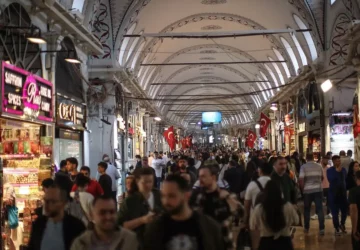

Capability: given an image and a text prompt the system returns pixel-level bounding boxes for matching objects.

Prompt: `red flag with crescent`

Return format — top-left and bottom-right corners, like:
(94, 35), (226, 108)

(260, 112), (271, 138)
(181, 138), (187, 149)
(247, 130), (257, 148)
(163, 126), (176, 151)
(185, 135), (193, 148)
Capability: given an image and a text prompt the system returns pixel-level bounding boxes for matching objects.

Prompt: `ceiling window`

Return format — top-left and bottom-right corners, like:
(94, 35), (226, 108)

(131, 42), (145, 69)
(126, 31), (143, 64)
(72, 0), (85, 12)
(331, 0), (336, 4)
(250, 95), (260, 108)
(280, 37), (300, 74)
(289, 29), (308, 66)
(273, 48), (291, 78)
(268, 56), (285, 85)
(119, 23), (137, 66)
(256, 82), (268, 101)
(143, 67), (156, 90)
(293, 14), (318, 60)
(258, 74), (272, 97)
(263, 68), (279, 92)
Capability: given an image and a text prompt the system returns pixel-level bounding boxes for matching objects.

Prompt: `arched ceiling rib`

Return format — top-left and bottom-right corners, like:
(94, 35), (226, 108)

(112, 0), (323, 128)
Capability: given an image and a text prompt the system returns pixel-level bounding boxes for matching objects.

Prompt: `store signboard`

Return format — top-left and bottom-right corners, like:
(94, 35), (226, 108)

(1, 62), (53, 123)
(56, 96), (86, 130)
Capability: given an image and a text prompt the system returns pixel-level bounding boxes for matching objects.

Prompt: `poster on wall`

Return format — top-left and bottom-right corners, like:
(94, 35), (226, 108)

(1, 62), (54, 123)
(331, 124), (354, 156)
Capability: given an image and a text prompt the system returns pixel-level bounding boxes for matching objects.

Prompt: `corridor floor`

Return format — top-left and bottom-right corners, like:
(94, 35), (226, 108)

(293, 218), (352, 250)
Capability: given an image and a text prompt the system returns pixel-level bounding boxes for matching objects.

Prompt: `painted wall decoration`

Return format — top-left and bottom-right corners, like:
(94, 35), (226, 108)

(329, 13), (351, 65)
(91, 1), (112, 59)
(1, 62), (53, 123)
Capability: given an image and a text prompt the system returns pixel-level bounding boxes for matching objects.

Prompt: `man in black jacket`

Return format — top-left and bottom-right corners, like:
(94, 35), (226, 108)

(28, 184), (85, 250)
(144, 174), (224, 250)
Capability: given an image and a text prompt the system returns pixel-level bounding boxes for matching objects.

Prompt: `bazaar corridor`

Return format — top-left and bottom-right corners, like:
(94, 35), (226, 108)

(2, 0), (360, 250)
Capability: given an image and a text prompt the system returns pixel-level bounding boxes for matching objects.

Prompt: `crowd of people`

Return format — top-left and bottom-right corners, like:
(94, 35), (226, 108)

(27, 147), (360, 250)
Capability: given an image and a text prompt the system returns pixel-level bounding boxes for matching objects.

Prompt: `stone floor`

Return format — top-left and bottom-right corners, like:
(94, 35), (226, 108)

(293, 217), (352, 250)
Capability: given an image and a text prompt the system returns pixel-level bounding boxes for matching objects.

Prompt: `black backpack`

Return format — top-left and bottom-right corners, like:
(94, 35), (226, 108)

(253, 179), (265, 207)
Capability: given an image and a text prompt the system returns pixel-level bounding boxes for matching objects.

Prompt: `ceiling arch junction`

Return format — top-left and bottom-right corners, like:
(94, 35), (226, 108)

(113, 0), (323, 129)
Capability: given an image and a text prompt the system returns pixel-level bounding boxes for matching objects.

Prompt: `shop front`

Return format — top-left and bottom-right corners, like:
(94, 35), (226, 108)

(54, 96), (86, 168)
(297, 89), (308, 157)
(0, 62), (54, 249)
(284, 112), (295, 155)
(330, 112), (353, 156)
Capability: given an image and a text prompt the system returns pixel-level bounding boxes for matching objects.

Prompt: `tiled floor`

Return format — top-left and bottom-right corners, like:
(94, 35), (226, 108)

(293, 217), (352, 250)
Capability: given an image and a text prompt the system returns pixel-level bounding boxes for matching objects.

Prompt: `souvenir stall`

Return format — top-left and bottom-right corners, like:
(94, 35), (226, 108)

(330, 112), (354, 156)
(284, 112), (295, 155)
(0, 62), (54, 249)
(297, 89), (308, 157)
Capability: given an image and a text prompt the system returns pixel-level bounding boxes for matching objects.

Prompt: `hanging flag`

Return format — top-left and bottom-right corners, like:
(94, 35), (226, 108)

(181, 138), (187, 149)
(163, 126), (176, 151)
(247, 130), (257, 148)
(185, 135), (193, 148)
(260, 112), (271, 138)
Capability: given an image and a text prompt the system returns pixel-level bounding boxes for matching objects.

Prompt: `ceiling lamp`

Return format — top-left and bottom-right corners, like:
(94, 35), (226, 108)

(270, 103), (278, 111)
(255, 123), (260, 129)
(64, 50), (82, 64)
(321, 79), (332, 92)
(154, 117), (161, 121)
(27, 28), (47, 44)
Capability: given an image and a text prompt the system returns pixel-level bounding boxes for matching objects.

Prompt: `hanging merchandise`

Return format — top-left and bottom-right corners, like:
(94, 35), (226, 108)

(247, 130), (257, 148)
(260, 112), (271, 138)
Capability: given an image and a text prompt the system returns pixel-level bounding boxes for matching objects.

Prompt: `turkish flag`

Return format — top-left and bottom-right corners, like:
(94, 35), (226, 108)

(260, 112), (271, 138)
(247, 130), (257, 148)
(181, 138), (187, 149)
(185, 135), (193, 148)
(163, 126), (176, 151)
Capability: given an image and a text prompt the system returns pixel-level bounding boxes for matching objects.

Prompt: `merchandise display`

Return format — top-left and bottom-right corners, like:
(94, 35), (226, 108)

(0, 119), (52, 249)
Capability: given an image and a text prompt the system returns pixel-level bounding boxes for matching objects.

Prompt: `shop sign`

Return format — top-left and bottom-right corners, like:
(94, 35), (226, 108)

(56, 96), (86, 130)
(298, 122), (306, 133)
(1, 62), (53, 122)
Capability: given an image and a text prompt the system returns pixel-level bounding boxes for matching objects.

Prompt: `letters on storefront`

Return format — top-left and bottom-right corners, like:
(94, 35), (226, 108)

(56, 96), (86, 130)
(1, 62), (53, 122)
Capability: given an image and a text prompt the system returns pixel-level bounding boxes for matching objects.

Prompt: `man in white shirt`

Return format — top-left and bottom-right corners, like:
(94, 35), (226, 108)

(244, 162), (272, 250)
(151, 151), (165, 189)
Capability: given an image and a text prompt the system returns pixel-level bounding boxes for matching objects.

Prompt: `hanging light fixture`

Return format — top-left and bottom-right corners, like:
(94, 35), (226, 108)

(321, 79), (332, 92)
(154, 117), (161, 121)
(64, 50), (82, 64)
(27, 28), (47, 44)
(255, 123), (260, 129)
(270, 102), (278, 111)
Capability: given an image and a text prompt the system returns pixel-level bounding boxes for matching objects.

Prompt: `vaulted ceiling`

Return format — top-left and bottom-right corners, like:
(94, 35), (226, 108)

(105, 0), (324, 128)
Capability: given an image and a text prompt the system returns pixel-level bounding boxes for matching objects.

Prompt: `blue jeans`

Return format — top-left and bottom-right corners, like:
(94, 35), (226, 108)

(330, 201), (347, 229)
(156, 177), (162, 189)
(304, 192), (324, 230)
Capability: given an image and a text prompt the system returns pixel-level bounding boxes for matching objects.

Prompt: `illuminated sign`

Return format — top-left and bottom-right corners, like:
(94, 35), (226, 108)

(56, 96), (86, 130)
(1, 62), (53, 122)
(298, 122), (306, 133)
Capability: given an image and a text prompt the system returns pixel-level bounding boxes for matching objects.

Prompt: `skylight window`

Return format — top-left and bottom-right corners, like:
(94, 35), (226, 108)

(281, 37), (300, 74)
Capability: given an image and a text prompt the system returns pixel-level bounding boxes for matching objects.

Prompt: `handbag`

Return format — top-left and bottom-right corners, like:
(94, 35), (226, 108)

(236, 228), (251, 250)
(7, 205), (19, 229)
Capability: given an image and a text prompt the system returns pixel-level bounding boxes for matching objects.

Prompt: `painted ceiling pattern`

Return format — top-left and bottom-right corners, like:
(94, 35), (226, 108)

(89, 0), (360, 128)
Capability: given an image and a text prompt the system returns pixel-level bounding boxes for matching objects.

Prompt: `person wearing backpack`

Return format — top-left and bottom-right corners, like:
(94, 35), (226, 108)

(69, 174), (94, 228)
(243, 162), (272, 250)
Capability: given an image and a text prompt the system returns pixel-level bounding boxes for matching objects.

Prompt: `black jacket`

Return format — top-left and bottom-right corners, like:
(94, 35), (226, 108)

(118, 189), (162, 242)
(99, 174), (112, 196)
(143, 211), (225, 250)
(28, 214), (86, 250)
(224, 167), (243, 194)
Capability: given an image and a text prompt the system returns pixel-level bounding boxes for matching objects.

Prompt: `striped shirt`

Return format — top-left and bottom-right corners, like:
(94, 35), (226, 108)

(299, 161), (323, 194)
